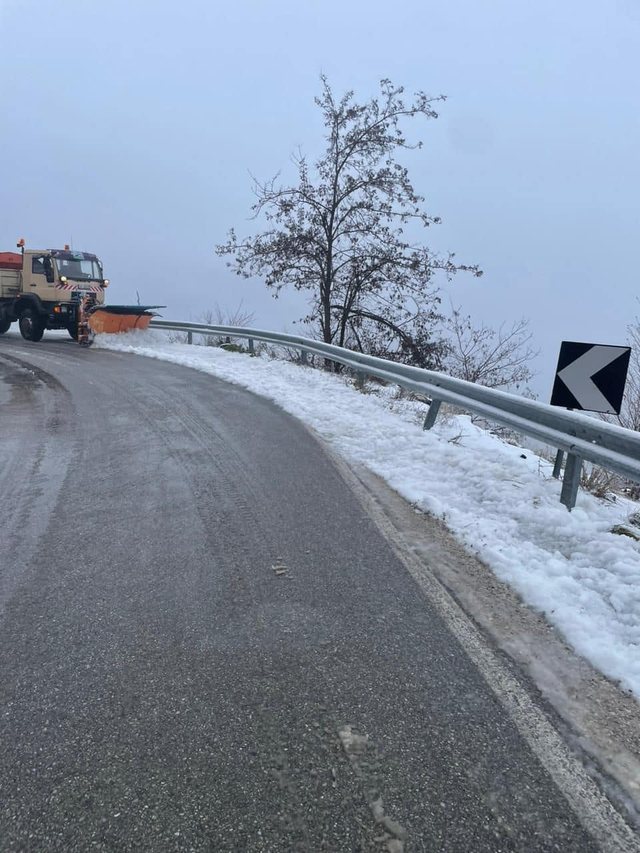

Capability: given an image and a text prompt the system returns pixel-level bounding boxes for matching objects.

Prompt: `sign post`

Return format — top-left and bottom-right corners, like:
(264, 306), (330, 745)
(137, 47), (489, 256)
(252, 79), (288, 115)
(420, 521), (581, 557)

(551, 341), (631, 509)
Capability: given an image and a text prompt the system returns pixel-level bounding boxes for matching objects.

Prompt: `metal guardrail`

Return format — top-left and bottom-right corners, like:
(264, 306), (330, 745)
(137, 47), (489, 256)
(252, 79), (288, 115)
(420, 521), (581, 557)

(150, 320), (640, 510)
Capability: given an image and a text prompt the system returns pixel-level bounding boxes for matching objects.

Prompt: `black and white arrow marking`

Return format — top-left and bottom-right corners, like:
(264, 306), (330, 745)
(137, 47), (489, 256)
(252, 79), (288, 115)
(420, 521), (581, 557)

(551, 342), (631, 414)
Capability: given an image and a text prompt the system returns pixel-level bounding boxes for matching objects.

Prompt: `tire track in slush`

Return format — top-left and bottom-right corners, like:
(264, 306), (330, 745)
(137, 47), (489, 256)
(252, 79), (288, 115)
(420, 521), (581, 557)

(0, 353), (75, 618)
(122, 378), (282, 573)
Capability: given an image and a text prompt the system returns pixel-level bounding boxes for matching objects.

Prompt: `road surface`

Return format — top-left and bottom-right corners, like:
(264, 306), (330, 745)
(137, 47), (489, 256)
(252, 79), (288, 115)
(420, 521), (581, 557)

(0, 333), (637, 852)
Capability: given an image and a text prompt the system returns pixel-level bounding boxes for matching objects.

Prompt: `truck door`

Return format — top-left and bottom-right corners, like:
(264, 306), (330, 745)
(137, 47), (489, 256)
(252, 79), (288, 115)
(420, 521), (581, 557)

(29, 254), (55, 300)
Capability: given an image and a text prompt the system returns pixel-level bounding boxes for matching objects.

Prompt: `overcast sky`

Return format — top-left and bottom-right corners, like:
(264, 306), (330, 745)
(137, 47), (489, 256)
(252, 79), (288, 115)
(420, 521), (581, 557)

(1, 0), (639, 397)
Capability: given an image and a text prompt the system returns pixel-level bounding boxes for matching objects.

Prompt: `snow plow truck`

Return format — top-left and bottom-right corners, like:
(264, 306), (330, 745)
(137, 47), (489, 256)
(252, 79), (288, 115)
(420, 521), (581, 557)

(0, 239), (159, 343)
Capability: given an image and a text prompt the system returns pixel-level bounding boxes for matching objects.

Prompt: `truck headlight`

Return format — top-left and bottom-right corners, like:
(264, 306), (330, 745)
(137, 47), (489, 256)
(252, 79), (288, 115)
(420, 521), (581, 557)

(103, 279), (109, 287)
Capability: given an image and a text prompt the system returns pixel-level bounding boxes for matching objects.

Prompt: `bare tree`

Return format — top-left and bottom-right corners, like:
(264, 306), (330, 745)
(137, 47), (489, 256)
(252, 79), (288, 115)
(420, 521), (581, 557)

(615, 317), (640, 432)
(216, 77), (481, 367)
(442, 305), (538, 391)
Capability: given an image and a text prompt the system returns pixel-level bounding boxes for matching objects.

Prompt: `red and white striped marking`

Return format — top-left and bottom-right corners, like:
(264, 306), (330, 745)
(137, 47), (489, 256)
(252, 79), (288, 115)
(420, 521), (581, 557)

(55, 283), (102, 292)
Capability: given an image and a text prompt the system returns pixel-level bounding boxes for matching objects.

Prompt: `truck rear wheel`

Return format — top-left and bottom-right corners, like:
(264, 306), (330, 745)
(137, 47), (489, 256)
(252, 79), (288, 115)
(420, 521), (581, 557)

(18, 309), (45, 342)
(68, 325), (78, 340)
(0, 317), (11, 334)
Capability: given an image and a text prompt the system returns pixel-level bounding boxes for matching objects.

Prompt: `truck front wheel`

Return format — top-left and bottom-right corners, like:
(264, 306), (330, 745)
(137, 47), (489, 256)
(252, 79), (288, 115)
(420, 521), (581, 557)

(19, 309), (45, 342)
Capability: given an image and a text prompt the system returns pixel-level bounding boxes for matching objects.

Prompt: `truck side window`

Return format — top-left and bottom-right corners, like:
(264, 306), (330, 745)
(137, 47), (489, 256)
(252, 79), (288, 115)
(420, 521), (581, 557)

(32, 256), (45, 275)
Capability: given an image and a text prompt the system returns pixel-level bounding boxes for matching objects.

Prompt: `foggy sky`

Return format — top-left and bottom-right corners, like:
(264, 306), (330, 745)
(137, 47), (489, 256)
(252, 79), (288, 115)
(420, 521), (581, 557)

(1, 0), (639, 398)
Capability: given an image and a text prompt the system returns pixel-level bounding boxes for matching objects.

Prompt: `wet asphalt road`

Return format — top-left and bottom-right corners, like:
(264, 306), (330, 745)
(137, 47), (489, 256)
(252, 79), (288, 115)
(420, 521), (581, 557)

(0, 334), (631, 852)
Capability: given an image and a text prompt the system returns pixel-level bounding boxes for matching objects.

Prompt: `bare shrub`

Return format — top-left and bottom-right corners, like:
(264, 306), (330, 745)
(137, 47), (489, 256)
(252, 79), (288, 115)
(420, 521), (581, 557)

(580, 464), (620, 500)
(442, 305), (539, 392)
(195, 302), (254, 347)
(167, 330), (189, 344)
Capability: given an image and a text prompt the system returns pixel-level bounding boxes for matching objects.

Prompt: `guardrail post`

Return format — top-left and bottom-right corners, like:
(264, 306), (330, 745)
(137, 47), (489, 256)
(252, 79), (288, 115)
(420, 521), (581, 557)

(300, 350), (308, 365)
(560, 453), (583, 511)
(552, 449), (564, 479)
(187, 331), (193, 345)
(354, 371), (366, 390)
(248, 338), (255, 355)
(423, 399), (442, 431)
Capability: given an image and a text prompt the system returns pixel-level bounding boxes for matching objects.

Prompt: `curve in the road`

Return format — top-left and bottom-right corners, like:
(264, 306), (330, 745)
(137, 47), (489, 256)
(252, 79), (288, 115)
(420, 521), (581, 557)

(0, 335), (637, 852)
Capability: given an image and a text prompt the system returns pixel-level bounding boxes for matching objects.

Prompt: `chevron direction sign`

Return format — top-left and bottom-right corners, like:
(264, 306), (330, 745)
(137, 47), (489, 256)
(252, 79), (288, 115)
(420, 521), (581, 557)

(551, 341), (631, 414)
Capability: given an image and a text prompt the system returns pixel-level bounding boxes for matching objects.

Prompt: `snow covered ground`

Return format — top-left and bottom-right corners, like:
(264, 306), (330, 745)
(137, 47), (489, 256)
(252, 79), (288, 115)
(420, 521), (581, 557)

(96, 331), (640, 699)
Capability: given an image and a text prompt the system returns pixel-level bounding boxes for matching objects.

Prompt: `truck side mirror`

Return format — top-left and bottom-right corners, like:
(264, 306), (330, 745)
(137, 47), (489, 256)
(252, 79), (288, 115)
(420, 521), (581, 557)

(44, 256), (54, 283)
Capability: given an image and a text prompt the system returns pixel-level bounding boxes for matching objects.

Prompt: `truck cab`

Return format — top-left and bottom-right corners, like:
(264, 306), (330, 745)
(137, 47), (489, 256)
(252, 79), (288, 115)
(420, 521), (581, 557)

(0, 244), (108, 341)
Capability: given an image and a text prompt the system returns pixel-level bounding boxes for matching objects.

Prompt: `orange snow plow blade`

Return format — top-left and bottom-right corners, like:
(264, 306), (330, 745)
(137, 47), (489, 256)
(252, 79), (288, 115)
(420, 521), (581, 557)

(88, 305), (164, 335)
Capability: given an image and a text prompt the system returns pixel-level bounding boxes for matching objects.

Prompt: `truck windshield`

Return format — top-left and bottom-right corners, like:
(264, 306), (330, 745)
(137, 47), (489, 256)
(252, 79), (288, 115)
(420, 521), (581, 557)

(54, 254), (103, 281)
